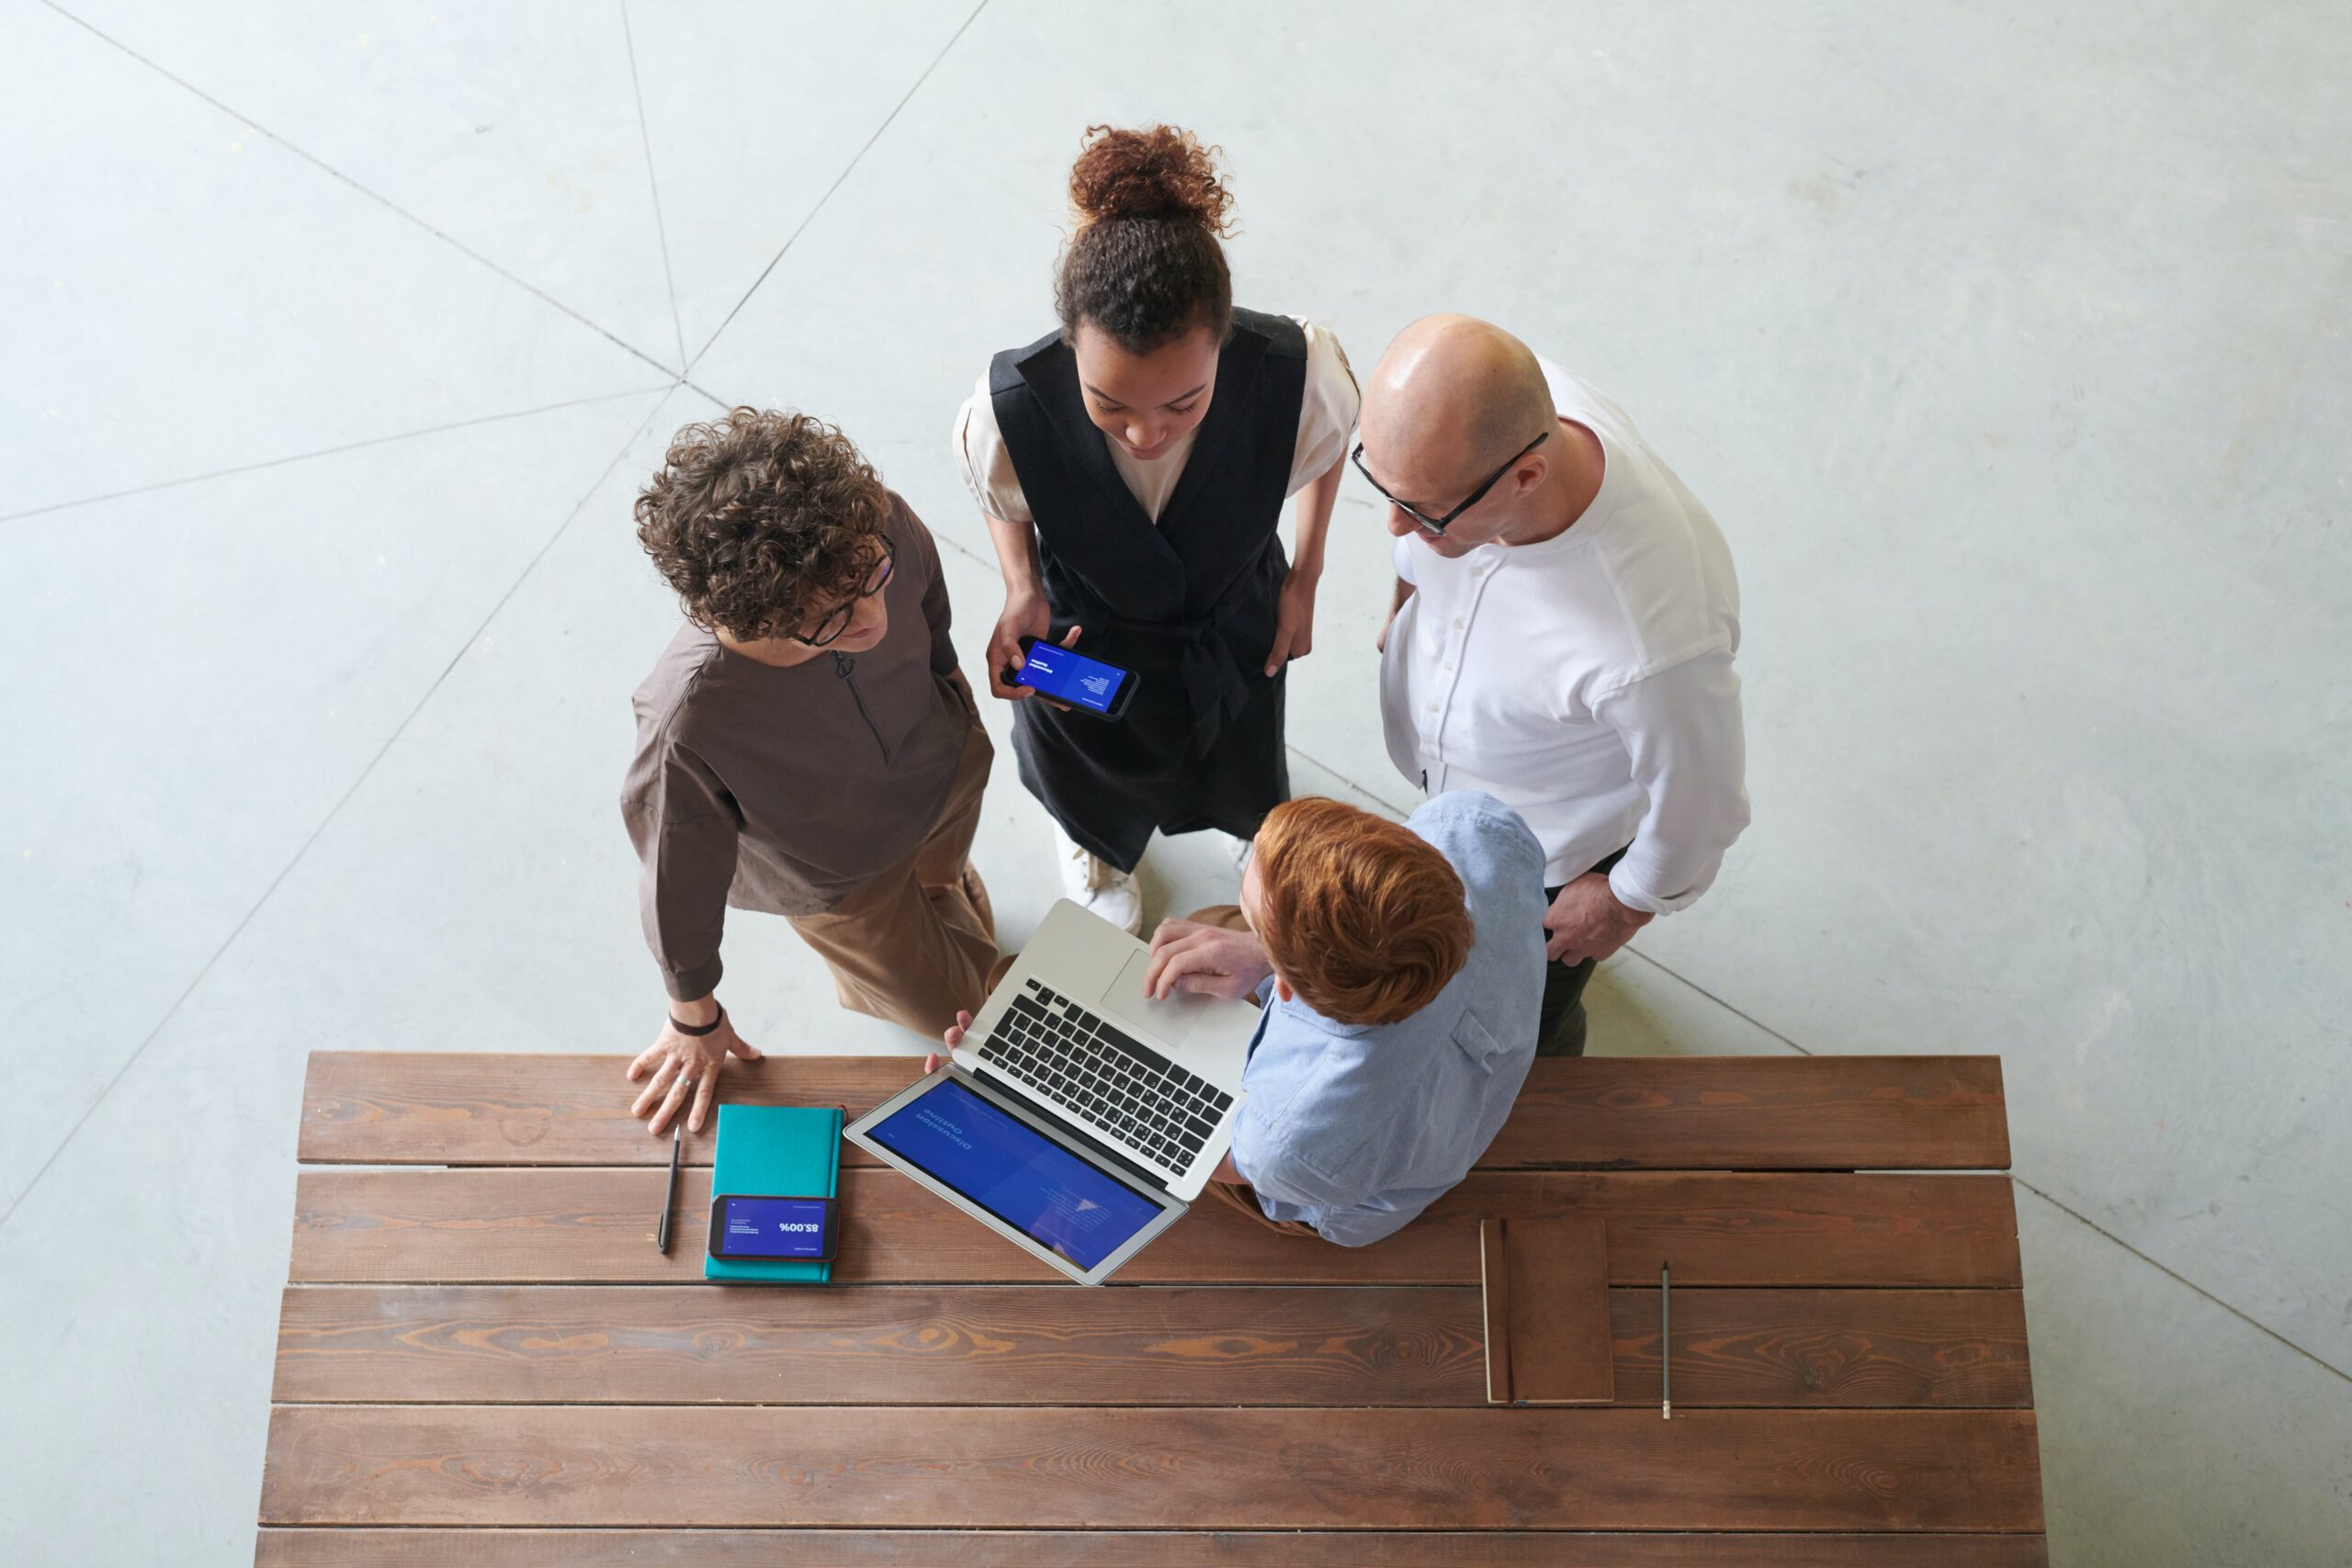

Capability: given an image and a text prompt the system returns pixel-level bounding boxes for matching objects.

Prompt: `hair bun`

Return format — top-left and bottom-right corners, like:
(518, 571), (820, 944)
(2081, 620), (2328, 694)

(1069, 124), (1235, 234)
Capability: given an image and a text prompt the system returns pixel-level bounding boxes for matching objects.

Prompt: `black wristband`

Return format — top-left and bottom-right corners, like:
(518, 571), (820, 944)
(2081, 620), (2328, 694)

(669, 1006), (723, 1037)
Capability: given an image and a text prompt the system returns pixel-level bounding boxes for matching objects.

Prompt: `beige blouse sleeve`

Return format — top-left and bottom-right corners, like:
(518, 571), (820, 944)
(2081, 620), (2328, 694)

(1286, 318), (1361, 497)
(950, 368), (1034, 525)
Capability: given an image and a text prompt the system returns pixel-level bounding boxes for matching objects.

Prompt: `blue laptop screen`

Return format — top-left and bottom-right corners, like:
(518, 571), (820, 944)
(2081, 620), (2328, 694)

(866, 1077), (1164, 1269)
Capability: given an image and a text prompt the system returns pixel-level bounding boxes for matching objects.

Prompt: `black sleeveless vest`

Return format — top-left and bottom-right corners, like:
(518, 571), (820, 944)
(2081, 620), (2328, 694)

(988, 309), (1309, 867)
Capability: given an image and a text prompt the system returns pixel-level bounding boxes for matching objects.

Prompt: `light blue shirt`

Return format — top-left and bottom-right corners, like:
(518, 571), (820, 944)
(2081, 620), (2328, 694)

(1229, 791), (1548, 1246)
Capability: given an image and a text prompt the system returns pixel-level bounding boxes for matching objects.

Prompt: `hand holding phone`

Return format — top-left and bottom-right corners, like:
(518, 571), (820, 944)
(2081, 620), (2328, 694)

(995, 622), (1081, 707)
(986, 592), (1054, 701)
(1009, 633), (1138, 720)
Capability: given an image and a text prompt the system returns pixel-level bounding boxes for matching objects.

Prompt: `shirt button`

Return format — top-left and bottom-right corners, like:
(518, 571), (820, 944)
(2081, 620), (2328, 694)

(1452, 618), (1464, 628)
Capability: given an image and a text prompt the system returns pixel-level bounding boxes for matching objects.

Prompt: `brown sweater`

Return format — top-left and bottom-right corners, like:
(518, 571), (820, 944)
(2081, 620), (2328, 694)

(621, 495), (978, 1000)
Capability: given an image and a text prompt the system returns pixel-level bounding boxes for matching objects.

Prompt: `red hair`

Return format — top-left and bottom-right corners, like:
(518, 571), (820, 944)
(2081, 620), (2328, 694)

(1252, 798), (1471, 1026)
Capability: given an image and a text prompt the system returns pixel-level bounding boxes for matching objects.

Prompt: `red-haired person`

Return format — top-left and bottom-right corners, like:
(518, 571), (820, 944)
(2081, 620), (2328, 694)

(937, 791), (1548, 1245)
(951, 125), (1358, 933)
(620, 411), (998, 1135)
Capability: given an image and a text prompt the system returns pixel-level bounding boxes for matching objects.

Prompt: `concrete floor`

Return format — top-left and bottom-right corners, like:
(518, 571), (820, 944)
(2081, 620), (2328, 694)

(4, 0), (2348, 1561)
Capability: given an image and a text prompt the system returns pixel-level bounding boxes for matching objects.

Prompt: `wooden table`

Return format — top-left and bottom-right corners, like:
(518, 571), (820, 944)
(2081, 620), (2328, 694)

(259, 1051), (2046, 1564)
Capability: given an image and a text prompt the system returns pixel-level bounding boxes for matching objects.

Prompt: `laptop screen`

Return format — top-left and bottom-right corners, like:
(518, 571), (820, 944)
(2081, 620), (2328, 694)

(865, 1076), (1165, 1270)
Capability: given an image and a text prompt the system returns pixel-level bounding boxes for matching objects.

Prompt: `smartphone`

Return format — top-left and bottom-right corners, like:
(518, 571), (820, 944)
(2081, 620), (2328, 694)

(707, 1194), (839, 1262)
(1011, 637), (1138, 719)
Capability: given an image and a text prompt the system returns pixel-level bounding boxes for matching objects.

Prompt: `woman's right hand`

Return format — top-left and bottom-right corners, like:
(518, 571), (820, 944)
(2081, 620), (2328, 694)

(986, 604), (1084, 707)
(987, 591), (1052, 700)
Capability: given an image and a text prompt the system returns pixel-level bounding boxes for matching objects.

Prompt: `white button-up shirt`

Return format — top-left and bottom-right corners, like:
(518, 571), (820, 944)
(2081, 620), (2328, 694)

(1378, 362), (1748, 913)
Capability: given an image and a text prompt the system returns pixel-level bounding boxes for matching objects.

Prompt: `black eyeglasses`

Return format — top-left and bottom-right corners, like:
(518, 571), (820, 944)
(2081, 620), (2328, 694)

(789, 538), (896, 647)
(1351, 430), (1550, 536)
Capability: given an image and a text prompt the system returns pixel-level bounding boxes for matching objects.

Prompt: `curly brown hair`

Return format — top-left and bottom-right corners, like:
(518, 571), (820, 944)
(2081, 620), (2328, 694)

(633, 409), (892, 641)
(1056, 124), (1236, 354)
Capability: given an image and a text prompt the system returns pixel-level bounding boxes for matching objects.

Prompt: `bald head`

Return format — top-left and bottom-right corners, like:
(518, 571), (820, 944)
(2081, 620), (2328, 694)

(1361, 315), (1555, 498)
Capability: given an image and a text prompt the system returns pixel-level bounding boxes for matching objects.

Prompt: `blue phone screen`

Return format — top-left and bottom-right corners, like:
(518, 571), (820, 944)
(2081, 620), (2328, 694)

(718, 1196), (832, 1258)
(1016, 642), (1128, 714)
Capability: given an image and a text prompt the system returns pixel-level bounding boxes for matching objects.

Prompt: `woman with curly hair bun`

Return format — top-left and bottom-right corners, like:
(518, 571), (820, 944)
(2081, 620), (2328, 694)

(952, 124), (1358, 933)
(619, 410), (1001, 1133)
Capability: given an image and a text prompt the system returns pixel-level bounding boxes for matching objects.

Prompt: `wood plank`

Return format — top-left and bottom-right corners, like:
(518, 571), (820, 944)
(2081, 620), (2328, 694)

(271, 1285), (2033, 1408)
(298, 1052), (912, 1169)
(298, 1052), (2011, 1171)
(288, 1168), (2021, 1287)
(1610, 1286), (2034, 1408)
(1487, 1055), (2009, 1170)
(255, 1527), (2051, 1566)
(260, 1405), (2044, 1531)
(271, 1284), (1479, 1407)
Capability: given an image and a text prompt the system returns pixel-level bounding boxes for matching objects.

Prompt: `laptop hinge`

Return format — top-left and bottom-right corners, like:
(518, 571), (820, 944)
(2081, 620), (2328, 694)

(970, 1055), (1177, 1196)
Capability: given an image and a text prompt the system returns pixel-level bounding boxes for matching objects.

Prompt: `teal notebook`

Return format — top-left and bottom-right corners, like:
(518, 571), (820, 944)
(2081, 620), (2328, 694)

(704, 1104), (842, 1284)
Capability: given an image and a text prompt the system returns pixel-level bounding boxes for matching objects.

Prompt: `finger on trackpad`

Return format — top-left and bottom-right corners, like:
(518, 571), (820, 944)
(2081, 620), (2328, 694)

(1100, 951), (1209, 1047)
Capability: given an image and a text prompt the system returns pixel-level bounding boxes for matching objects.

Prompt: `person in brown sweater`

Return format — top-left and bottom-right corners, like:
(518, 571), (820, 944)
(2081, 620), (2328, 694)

(620, 409), (1002, 1135)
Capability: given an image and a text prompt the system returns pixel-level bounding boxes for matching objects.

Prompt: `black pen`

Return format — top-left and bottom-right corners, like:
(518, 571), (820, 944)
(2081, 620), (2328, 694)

(1661, 1261), (1672, 1421)
(656, 1124), (681, 1255)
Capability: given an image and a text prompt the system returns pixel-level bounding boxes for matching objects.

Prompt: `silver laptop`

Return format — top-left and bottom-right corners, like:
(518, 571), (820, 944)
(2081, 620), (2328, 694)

(845, 897), (1258, 1283)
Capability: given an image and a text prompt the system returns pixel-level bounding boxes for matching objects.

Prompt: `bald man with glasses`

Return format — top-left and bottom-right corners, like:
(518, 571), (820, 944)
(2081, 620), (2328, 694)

(1357, 317), (1748, 1056)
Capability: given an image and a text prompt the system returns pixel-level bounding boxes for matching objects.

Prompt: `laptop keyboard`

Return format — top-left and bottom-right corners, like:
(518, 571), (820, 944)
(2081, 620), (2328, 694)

(981, 977), (1236, 1171)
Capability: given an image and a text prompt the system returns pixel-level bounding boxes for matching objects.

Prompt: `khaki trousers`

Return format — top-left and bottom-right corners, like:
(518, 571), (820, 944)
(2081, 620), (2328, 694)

(787, 721), (999, 1038)
(1204, 1177), (1322, 1237)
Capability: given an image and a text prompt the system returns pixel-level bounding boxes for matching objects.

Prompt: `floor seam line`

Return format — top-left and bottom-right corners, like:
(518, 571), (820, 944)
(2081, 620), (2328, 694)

(0, 385), (680, 1240)
(618, 0), (688, 372)
(685, 0), (994, 370)
(0, 387), (673, 523)
(39, 0), (677, 381)
(2008, 1177), (2351, 1386)
(1612, 945), (1818, 1056)
(1276, 748), (1416, 817)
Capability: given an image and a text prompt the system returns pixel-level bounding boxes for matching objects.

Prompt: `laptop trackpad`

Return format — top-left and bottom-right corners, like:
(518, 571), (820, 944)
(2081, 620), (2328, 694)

(1098, 951), (1210, 1049)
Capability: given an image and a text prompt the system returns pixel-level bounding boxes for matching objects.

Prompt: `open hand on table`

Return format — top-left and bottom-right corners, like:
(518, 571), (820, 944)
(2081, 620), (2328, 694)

(628, 1010), (762, 1136)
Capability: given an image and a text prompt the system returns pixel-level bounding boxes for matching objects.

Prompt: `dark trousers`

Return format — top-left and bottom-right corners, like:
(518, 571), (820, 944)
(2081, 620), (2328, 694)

(1537, 847), (1630, 1058)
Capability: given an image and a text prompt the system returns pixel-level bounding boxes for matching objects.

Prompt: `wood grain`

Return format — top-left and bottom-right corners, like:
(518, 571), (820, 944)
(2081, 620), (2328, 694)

(260, 1404), (2045, 1531)
(298, 1052), (2011, 1170)
(271, 1284), (1480, 1407)
(254, 1527), (2051, 1566)
(288, 1168), (2021, 1287)
(271, 1285), (2032, 1408)
(1609, 1287), (2034, 1408)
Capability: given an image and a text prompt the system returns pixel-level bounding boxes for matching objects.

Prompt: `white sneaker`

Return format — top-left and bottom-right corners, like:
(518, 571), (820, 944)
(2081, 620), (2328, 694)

(1217, 830), (1255, 871)
(1051, 823), (1143, 935)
